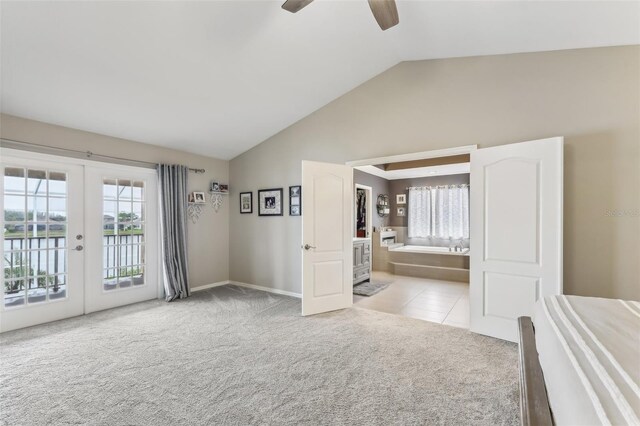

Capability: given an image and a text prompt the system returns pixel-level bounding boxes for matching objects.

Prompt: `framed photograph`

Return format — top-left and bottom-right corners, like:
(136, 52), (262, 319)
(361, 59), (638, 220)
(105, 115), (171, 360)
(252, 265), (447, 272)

(219, 184), (229, 193)
(258, 188), (283, 216)
(239, 192), (253, 214)
(210, 181), (220, 192)
(289, 185), (301, 216)
(396, 194), (406, 204)
(190, 191), (206, 204)
(397, 207), (406, 217)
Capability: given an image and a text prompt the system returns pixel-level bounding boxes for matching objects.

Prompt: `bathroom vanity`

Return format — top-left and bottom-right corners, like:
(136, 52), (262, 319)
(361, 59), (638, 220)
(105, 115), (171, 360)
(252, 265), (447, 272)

(353, 238), (371, 285)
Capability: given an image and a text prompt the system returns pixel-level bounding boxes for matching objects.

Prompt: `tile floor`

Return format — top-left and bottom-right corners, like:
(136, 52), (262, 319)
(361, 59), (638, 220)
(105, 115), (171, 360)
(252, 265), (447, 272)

(353, 271), (470, 328)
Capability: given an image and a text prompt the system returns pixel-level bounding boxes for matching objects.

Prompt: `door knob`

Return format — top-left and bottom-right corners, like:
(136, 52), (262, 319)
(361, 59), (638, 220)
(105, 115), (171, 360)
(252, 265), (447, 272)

(72, 245), (84, 251)
(303, 244), (316, 250)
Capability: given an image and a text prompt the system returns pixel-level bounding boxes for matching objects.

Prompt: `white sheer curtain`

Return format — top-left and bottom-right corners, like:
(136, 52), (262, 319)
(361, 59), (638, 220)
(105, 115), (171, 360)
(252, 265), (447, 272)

(408, 185), (469, 239)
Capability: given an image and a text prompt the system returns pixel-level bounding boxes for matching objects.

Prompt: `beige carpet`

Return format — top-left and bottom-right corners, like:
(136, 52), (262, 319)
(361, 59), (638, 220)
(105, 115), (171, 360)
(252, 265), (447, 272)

(0, 285), (519, 425)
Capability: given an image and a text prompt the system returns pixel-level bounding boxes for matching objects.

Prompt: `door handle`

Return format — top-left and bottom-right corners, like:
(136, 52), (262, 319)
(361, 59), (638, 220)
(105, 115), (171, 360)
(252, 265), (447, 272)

(303, 244), (316, 250)
(72, 245), (84, 251)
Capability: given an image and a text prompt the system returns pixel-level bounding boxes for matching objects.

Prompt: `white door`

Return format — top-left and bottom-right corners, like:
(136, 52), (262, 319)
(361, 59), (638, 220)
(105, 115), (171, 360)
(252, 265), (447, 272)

(84, 166), (159, 314)
(470, 137), (563, 342)
(301, 160), (353, 316)
(1, 156), (85, 332)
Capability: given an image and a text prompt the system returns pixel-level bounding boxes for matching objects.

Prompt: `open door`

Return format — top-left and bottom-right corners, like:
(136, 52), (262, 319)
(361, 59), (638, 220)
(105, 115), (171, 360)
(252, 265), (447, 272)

(470, 137), (563, 342)
(301, 160), (353, 316)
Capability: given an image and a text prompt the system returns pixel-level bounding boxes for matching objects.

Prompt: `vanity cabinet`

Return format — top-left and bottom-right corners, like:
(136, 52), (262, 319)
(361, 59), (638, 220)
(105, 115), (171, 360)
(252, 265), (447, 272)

(353, 239), (371, 285)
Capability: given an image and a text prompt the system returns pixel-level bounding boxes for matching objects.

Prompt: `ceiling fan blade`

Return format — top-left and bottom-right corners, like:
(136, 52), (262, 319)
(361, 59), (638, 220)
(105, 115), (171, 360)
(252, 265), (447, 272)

(282, 0), (314, 13)
(367, 0), (399, 31)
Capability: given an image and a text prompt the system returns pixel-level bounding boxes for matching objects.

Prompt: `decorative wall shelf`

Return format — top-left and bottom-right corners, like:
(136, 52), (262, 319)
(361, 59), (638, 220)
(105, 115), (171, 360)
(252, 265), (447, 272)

(210, 191), (228, 213)
(187, 203), (205, 224)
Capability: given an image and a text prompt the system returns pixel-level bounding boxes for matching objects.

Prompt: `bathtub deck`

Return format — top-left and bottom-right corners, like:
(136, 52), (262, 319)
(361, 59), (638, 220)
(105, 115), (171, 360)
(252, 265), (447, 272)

(353, 271), (470, 328)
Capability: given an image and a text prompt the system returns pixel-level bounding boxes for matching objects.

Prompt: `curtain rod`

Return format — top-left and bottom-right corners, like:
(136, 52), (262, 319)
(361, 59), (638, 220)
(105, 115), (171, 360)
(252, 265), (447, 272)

(405, 184), (470, 190)
(0, 138), (205, 173)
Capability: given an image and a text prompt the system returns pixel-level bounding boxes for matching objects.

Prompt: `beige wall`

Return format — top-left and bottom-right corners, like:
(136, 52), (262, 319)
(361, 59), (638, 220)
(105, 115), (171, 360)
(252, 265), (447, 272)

(230, 45), (640, 300)
(1, 114), (229, 289)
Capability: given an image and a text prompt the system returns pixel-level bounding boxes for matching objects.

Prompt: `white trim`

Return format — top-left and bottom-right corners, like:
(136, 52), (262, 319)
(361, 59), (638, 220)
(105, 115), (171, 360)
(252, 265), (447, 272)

(190, 281), (231, 292)
(231, 281), (302, 298)
(345, 145), (477, 167)
(354, 183), (373, 238)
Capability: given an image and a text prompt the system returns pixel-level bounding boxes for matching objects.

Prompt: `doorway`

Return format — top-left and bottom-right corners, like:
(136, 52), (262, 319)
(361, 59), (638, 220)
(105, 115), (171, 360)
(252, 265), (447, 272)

(1, 149), (159, 332)
(349, 147), (473, 328)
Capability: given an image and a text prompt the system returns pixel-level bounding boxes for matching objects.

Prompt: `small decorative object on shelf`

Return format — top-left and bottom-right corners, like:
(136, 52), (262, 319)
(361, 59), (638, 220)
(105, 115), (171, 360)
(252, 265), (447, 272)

(240, 192), (253, 214)
(258, 188), (283, 216)
(188, 192), (206, 204)
(210, 181), (220, 192)
(289, 185), (301, 216)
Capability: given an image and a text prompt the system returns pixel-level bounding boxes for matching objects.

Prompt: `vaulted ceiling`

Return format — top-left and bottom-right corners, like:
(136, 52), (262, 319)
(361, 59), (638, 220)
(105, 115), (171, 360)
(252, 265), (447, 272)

(1, 1), (638, 160)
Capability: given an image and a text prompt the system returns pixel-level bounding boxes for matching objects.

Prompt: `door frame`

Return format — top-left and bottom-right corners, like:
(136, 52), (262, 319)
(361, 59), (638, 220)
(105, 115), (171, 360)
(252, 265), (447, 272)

(1, 147), (164, 321)
(354, 183), (373, 238)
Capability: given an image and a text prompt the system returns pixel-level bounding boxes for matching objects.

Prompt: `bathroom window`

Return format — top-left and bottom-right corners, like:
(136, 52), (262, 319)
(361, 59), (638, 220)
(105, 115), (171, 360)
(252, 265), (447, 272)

(407, 185), (469, 239)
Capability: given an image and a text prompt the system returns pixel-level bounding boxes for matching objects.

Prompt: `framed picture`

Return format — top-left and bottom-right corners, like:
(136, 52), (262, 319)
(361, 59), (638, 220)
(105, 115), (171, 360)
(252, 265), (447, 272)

(258, 188), (283, 216)
(189, 191), (206, 204)
(210, 181), (220, 192)
(396, 194), (406, 204)
(397, 207), (406, 217)
(239, 192), (253, 214)
(219, 184), (229, 193)
(289, 185), (301, 216)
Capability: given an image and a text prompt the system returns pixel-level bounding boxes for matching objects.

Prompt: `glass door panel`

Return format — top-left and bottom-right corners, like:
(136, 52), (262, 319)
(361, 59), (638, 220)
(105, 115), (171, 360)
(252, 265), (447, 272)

(85, 166), (158, 314)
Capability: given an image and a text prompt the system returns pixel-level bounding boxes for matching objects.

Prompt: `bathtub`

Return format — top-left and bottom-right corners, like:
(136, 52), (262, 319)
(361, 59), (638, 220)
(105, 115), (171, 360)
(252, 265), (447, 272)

(389, 244), (469, 256)
(385, 244), (470, 282)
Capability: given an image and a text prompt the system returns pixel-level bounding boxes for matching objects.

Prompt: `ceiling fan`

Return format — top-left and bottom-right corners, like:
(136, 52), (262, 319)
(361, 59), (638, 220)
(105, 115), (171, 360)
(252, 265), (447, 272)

(282, 0), (399, 31)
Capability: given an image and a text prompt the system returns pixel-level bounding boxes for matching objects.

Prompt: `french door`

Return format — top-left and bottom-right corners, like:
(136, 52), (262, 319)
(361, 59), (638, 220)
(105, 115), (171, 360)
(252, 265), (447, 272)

(1, 155), (85, 332)
(84, 166), (158, 313)
(1, 150), (159, 332)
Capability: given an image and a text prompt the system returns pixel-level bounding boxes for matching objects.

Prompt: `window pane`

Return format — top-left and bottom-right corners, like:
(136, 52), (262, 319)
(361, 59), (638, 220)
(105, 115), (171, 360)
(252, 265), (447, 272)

(27, 276), (47, 304)
(118, 200), (133, 223)
(4, 251), (28, 279)
(48, 249), (67, 276)
(48, 275), (66, 300)
(48, 172), (67, 196)
(132, 202), (144, 222)
(4, 168), (25, 194)
(46, 226), (67, 249)
(48, 197), (67, 222)
(103, 178), (117, 200)
(103, 200), (117, 229)
(4, 223), (25, 242)
(4, 279), (25, 307)
(27, 196), (47, 222)
(132, 181), (144, 201)
(27, 170), (47, 195)
(4, 195), (25, 221)
(132, 265), (144, 286)
(118, 179), (132, 200)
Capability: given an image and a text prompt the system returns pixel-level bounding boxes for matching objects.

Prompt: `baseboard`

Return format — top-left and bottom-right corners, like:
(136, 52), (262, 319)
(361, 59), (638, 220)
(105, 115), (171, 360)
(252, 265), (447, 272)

(191, 280), (231, 292)
(230, 281), (302, 299)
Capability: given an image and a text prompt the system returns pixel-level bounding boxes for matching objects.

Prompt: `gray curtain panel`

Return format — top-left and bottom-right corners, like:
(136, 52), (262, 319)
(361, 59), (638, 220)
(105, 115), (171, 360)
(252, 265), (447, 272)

(157, 164), (190, 301)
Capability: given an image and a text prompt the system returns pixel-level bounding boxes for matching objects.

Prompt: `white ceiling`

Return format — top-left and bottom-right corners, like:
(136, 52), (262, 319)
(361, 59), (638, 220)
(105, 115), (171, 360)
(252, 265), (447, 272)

(356, 163), (470, 180)
(1, 1), (638, 160)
